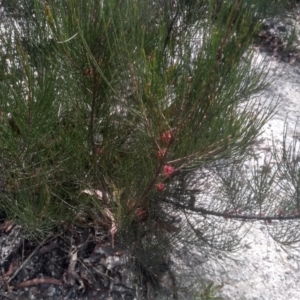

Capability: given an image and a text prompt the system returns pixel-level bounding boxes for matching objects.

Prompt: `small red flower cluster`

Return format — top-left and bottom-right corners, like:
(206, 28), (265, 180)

(156, 182), (165, 192)
(163, 165), (175, 177)
(161, 130), (173, 144)
(157, 148), (167, 160)
(135, 208), (148, 222)
(155, 166), (174, 192)
(155, 130), (175, 193)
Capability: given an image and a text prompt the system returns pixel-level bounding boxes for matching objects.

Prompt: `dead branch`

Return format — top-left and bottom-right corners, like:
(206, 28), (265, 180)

(63, 246), (85, 292)
(14, 277), (63, 289)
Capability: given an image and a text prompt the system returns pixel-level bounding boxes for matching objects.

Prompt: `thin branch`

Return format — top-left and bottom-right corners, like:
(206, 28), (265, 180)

(14, 277), (63, 289)
(162, 198), (300, 221)
(8, 235), (52, 284)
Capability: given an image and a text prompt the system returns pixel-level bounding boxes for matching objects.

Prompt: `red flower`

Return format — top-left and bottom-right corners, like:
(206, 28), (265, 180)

(156, 182), (165, 192)
(157, 148), (167, 160)
(135, 208), (148, 222)
(163, 165), (175, 177)
(161, 130), (173, 144)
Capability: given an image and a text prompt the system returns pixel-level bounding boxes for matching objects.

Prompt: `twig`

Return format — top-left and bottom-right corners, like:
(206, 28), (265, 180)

(146, 281), (152, 300)
(216, 0), (242, 62)
(63, 246), (85, 291)
(1, 267), (12, 293)
(8, 235), (51, 283)
(14, 277), (63, 289)
(163, 7), (180, 51)
(163, 198), (300, 222)
(38, 240), (59, 255)
(7, 245), (40, 284)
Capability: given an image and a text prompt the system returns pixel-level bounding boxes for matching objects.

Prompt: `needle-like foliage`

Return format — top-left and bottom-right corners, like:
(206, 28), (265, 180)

(0, 0), (297, 298)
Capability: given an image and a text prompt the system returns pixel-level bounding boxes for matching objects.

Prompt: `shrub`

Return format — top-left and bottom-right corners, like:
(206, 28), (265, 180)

(0, 0), (296, 298)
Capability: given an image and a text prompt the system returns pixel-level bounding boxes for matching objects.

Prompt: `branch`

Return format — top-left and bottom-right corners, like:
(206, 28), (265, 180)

(14, 277), (63, 289)
(216, 0), (242, 62)
(162, 198), (300, 221)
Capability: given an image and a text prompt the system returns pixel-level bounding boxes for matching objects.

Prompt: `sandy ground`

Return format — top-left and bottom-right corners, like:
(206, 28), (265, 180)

(191, 53), (300, 300)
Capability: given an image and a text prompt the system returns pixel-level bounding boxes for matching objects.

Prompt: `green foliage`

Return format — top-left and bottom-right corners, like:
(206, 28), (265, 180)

(0, 0), (295, 296)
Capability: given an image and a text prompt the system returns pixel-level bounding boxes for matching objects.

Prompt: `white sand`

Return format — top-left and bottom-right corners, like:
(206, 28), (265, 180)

(200, 54), (300, 300)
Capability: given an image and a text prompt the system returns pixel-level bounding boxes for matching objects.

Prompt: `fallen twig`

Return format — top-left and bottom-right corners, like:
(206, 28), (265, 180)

(2, 260), (18, 293)
(38, 240), (59, 255)
(8, 234), (52, 284)
(7, 245), (40, 284)
(14, 277), (63, 289)
(63, 246), (85, 292)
